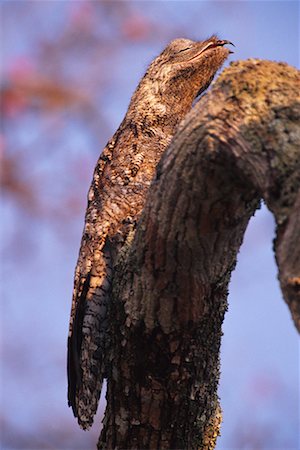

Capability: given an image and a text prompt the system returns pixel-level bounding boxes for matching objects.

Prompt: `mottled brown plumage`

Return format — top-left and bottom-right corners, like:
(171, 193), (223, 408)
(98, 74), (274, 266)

(67, 36), (232, 429)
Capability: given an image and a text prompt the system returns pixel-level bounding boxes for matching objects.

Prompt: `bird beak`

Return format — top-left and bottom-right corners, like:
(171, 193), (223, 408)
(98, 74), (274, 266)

(199, 39), (235, 55)
(216, 40), (235, 54)
(217, 40), (235, 47)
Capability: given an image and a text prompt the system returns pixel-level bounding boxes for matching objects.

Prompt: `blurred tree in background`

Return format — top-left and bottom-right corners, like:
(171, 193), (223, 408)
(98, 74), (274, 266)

(2, 1), (166, 249)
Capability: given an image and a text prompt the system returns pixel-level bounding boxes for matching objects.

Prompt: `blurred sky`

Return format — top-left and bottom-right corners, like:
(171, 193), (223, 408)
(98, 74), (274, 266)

(1, 1), (299, 449)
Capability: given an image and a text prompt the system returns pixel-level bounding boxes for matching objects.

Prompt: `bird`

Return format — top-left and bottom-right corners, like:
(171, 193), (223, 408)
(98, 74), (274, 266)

(67, 36), (233, 429)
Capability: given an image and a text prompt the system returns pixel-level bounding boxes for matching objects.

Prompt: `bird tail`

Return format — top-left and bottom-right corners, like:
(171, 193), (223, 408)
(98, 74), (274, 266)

(67, 240), (112, 429)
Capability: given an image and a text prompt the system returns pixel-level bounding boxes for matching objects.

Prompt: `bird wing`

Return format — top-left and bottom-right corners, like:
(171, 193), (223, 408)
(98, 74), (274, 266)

(67, 122), (148, 429)
(67, 144), (115, 430)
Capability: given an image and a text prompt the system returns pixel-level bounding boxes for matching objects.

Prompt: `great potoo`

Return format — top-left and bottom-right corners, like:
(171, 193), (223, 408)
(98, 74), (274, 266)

(67, 36), (233, 429)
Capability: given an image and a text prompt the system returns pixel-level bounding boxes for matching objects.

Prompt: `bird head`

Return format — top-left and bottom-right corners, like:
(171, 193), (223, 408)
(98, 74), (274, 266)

(146, 36), (233, 107)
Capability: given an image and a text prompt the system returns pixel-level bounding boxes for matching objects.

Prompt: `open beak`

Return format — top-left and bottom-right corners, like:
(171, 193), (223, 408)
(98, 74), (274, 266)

(202, 39), (235, 54)
(186, 38), (235, 64)
(217, 40), (235, 47)
(216, 40), (235, 54)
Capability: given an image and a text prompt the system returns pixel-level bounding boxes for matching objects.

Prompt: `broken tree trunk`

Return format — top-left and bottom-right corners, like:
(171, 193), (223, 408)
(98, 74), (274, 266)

(99, 60), (300, 450)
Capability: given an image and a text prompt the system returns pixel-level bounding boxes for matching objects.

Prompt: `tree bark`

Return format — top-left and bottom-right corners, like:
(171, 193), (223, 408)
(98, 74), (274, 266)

(98, 60), (300, 449)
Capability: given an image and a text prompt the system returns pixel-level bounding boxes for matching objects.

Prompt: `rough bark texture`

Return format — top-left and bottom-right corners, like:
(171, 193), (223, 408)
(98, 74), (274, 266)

(98, 59), (299, 450)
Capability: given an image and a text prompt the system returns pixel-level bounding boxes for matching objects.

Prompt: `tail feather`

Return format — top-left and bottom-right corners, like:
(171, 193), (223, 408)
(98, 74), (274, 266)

(67, 240), (112, 429)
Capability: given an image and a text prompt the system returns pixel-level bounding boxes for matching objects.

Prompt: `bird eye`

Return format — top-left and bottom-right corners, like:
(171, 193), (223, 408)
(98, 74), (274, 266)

(177, 47), (192, 54)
